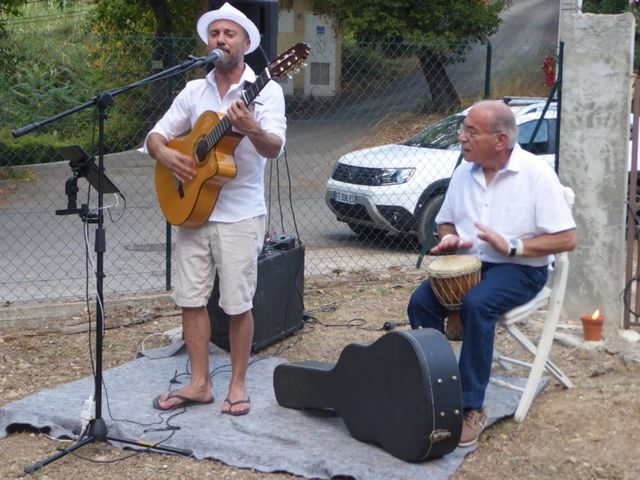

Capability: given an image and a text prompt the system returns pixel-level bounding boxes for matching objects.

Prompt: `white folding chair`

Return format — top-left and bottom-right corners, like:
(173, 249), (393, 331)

(491, 186), (575, 422)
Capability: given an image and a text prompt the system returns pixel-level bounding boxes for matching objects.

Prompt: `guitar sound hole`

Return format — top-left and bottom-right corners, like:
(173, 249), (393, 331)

(195, 139), (208, 165)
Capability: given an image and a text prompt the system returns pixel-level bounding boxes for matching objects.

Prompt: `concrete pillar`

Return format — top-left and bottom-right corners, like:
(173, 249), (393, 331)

(557, 0), (582, 51)
(559, 12), (635, 337)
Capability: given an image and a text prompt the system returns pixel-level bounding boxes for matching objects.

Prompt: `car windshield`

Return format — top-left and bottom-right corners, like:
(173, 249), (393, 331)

(401, 114), (464, 150)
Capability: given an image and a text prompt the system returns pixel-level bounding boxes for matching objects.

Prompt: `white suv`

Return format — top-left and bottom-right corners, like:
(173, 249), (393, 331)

(325, 97), (558, 248)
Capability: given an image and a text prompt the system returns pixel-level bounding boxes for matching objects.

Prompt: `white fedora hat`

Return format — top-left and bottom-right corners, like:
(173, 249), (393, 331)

(197, 2), (260, 54)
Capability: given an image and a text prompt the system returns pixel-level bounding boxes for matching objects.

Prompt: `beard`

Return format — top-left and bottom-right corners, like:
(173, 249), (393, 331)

(214, 48), (245, 72)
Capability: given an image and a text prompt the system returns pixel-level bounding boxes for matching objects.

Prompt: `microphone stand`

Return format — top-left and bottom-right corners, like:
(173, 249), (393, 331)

(13, 52), (216, 474)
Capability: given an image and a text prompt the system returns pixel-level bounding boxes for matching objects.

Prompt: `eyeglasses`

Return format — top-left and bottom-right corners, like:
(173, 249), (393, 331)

(458, 125), (502, 139)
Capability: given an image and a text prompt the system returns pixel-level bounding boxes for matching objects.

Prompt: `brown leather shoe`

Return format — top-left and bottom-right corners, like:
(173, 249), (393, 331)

(459, 408), (487, 447)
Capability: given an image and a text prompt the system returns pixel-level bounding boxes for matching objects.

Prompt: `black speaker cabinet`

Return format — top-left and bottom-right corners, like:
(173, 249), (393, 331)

(209, 0), (279, 73)
(208, 241), (304, 352)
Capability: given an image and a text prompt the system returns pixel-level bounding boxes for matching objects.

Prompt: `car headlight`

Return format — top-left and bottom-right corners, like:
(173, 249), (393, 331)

(375, 168), (415, 185)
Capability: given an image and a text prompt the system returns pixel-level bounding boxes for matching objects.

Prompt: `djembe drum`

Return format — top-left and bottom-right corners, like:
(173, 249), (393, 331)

(427, 255), (481, 341)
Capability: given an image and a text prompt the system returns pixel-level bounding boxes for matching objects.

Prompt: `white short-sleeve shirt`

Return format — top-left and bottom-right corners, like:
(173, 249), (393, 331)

(146, 65), (286, 223)
(436, 144), (576, 267)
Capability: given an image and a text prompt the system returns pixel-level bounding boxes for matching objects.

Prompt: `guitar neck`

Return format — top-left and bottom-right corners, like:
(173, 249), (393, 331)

(196, 69), (272, 162)
(241, 69), (272, 108)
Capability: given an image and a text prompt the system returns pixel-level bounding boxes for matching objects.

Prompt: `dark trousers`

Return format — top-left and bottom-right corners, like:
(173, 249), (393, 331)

(407, 262), (548, 410)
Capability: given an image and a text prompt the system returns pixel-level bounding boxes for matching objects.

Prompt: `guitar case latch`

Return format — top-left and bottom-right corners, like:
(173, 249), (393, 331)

(429, 429), (452, 443)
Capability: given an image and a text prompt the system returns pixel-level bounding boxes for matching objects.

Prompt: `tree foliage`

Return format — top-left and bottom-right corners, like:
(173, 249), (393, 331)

(0, 0), (21, 21)
(91, 0), (208, 38)
(89, 0), (210, 87)
(312, 0), (507, 111)
(0, 0), (24, 80)
(313, 0), (504, 53)
(582, 0), (633, 13)
(87, 0), (212, 150)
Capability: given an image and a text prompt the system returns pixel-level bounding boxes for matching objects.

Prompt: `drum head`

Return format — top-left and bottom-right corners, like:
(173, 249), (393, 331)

(427, 255), (481, 278)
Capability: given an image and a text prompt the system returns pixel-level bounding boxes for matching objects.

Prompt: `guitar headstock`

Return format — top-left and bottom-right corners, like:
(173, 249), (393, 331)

(268, 42), (311, 79)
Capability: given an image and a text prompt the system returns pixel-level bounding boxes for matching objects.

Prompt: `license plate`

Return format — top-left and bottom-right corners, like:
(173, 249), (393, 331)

(333, 191), (357, 205)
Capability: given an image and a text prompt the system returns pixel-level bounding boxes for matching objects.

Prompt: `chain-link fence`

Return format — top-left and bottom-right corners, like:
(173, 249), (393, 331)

(0, 28), (558, 304)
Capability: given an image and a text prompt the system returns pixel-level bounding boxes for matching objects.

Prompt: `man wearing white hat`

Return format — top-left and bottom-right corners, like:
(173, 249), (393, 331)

(146, 2), (286, 416)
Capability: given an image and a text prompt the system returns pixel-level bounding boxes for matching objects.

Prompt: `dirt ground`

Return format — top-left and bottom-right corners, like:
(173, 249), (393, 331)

(1, 268), (640, 480)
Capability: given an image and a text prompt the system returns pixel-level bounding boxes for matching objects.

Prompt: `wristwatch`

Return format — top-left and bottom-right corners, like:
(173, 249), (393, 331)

(509, 239), (523, 257)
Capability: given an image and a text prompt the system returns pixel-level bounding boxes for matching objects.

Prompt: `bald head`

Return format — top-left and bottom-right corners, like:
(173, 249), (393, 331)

(470, 100), (518, 148)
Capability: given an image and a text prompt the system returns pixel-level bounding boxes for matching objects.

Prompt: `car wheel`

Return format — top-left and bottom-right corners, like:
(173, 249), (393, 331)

(348, 223), (388, 241)
(416, 193), (445, 250)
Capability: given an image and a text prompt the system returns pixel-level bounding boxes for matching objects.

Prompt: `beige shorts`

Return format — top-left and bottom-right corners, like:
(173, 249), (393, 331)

(172, 216), (265, 314)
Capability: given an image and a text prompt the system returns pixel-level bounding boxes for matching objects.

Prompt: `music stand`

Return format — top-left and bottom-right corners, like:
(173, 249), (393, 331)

(12, 52), (217, 474)
(60, 144), (121, 194)
(55, 145), (120, 220)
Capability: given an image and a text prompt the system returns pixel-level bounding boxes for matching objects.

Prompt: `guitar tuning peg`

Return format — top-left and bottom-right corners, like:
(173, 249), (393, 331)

(287, 74), (293, 80)
(293, 68), (300, 75)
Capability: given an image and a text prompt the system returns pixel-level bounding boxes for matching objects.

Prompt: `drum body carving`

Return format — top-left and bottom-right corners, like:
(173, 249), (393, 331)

(427, 255), (481, 340)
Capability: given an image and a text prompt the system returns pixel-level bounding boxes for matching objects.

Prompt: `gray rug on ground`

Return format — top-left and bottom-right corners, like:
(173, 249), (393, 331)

(0, 342), (538, 480)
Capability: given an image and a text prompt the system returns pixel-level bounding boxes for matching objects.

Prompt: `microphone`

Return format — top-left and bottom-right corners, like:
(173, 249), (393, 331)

(201, 49), (224, 64)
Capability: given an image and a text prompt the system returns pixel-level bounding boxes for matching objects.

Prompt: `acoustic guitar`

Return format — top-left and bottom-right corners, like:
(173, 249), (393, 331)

(155, 42), (310, 227)
(273, 328), (463, 462)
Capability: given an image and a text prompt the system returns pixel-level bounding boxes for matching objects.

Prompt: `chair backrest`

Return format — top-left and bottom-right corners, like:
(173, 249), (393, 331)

(547, 251), (569, 314)
(547, 185), (574, 316)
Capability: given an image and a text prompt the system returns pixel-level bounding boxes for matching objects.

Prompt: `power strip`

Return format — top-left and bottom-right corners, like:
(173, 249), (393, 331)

(80, 397), (95, 430)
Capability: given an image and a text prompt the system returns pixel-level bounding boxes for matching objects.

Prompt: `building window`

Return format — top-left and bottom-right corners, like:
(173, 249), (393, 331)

(310, 62), (330, 85)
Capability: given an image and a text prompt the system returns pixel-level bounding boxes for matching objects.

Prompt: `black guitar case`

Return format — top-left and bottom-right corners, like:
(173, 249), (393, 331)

(273, 328), (462, 462)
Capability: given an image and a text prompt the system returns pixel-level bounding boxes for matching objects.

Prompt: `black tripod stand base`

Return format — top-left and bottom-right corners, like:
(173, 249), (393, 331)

(24, 433), (94, 474)
(108, 436), (193, 457)
(24, 418), (192, 474)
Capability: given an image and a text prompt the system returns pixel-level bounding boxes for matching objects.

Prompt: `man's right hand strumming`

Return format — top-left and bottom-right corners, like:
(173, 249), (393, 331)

(147, 133), (196, 184)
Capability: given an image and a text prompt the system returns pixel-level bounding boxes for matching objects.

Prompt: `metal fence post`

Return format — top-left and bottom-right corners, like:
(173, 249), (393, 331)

(484, 41), (492, 99)
(165, 35), (174, 292)
(555, 42), (563, 175)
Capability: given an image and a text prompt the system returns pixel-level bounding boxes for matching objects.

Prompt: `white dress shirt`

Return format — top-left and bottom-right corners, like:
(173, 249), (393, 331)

(436, 144), (576, 267)
(147, 65), (286, 223)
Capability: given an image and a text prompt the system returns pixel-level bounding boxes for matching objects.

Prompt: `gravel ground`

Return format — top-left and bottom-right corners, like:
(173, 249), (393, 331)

(1, 269), (639, 480)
